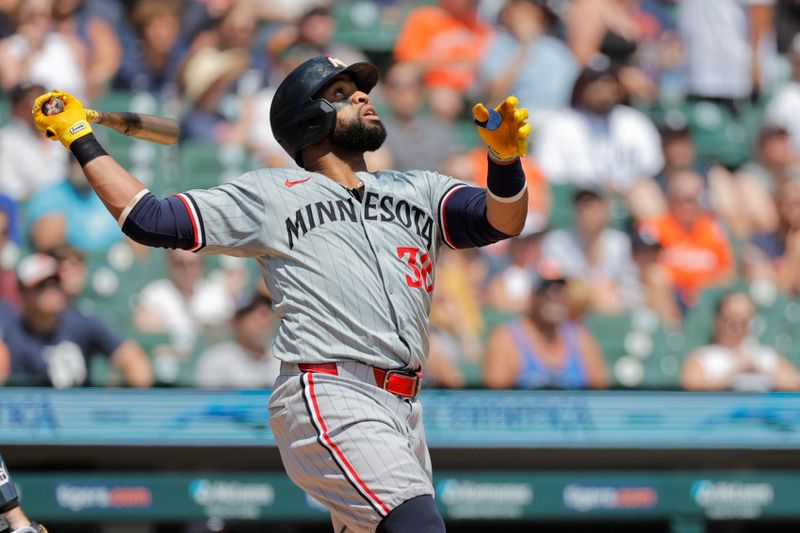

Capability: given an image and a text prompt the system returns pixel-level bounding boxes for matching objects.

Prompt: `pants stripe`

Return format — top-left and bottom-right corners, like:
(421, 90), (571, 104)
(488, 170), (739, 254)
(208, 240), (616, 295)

(301, 372), (390, 516)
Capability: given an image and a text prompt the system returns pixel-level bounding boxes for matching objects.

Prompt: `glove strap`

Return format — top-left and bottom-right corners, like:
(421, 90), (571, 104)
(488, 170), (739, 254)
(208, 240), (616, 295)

(70, 133), (108, 167)
(487, 148), (519, 165)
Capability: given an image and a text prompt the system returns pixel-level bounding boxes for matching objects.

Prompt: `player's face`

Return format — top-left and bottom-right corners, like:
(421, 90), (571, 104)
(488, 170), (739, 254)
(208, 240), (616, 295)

(318, 75), (387, 153)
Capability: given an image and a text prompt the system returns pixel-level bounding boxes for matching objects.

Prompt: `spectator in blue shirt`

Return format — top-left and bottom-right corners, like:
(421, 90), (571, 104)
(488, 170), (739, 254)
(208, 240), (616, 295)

(479, 0), (579, 117)
(484, 263), (610, 389)
(27, 159), (123, 252)
(5, 254), (152, 388)
(112, 0), (185, 95)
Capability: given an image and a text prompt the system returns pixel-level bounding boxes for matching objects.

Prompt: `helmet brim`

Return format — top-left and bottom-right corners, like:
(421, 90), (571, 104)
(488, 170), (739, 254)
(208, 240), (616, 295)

(339, 62), (380, 95)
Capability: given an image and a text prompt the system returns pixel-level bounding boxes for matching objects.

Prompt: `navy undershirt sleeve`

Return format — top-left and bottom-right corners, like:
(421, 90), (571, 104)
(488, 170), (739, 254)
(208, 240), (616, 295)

(441, 186), (511, 249)
(121, 192), (198, 250)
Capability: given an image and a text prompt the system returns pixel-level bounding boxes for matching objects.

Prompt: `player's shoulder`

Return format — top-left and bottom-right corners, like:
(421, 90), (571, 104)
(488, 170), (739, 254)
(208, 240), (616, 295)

(232, 167), (308, 185)
(373, 168), (451, 186)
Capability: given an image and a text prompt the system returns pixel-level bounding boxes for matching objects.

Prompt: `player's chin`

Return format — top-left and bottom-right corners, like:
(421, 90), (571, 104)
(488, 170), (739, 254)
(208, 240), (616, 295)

(361, 115), (384, 128)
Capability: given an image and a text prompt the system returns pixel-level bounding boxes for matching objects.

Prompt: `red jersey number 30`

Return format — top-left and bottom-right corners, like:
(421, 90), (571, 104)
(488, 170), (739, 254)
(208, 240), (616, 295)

(397, 246), (433, 293)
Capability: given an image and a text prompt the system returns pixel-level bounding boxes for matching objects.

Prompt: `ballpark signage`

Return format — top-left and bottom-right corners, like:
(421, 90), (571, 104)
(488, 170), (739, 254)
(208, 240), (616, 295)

(189, 479), (275, 519)
(11, 472), (800, 521)
(55, 484), (152, 512)
(6, 389), (800, 448)
(436, 479), (534, 518)
(562, 484), (658, 512)
(691, 480), (774, 519)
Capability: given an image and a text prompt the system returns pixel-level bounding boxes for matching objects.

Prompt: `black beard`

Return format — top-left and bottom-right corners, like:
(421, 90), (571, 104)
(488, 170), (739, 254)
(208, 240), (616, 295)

(330, 116), (387, 153)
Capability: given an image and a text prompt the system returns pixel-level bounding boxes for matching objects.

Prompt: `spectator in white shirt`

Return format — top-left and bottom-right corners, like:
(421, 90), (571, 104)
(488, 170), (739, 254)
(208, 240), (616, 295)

(682, 291), (800, 391)
(0, 84), (68, 201)
(194, 292), (280, 389)
(678, 0), (775, 104)
(534, 56), (665, 219)
(541, 188), (640, 315)
(133, 249), (237, 352)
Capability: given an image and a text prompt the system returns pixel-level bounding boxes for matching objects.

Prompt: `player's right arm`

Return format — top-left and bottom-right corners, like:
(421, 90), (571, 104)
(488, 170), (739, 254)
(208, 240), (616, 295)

(32, 90), (266, 256)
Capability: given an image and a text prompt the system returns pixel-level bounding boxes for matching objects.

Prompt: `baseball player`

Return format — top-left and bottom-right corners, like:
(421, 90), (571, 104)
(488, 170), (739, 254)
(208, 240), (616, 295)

(32, 55), (530, 532)
(0, 454), (47, 533)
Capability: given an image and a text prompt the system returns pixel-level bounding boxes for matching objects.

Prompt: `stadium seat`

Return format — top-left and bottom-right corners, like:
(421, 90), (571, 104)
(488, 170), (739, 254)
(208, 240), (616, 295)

(585, 312), (683, 389)
(547, 183), (577, 229)
(0, 95), (9, 127)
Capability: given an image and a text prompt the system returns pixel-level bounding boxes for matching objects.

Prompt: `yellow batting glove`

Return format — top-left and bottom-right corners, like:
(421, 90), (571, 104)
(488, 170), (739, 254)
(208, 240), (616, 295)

(32, 90), (93, 148)
(472, 96), (531, 162)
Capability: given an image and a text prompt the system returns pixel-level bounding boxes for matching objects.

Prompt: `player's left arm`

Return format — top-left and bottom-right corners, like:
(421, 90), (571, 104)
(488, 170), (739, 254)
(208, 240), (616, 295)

(437, 96), (529, 249)
(474, 96), (529, 236)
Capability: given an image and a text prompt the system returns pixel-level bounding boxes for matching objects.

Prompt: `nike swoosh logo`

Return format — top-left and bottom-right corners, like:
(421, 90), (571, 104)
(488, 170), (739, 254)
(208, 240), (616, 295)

(285, 177), (311, 188)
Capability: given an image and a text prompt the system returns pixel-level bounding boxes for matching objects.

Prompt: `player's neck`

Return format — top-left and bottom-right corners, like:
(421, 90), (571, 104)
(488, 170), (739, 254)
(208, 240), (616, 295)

(305, 152), (367, 189)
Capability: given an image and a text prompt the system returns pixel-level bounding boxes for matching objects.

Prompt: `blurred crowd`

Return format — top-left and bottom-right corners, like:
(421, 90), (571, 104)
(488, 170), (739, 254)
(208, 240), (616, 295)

(3, 0), (800, 392)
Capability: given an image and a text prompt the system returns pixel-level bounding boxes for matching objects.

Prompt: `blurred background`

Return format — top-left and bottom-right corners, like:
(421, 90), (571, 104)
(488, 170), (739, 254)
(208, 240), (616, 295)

(3, 0), (800, 531)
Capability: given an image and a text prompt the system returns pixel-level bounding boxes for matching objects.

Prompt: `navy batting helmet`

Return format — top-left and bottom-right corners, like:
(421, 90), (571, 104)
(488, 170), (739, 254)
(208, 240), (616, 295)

(269, 56), (379, 168)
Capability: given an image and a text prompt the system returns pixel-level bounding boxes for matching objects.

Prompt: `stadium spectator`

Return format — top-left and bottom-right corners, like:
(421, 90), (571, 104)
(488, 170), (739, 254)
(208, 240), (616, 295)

(735, 125), (800, 234)
(394, 0), (493, 119)
(47, 244), (87, 302)
(0, 204), (19, 311)
(485, 229), (543, 314)
(425, 249), (486, 388)
(776, 0), (800, 53)
(0, 0), (13, 39)
(639, 169), (735, 309)
(484, 265), (610, 389)
(0, 338), (9, 385)
(194, 292), (279, 389)
(112, 0), (185, 96)
(52, 0), (121, 99)
(681, 291), (800, 391)
(541, 188), (640, 315)
(27, 159), (123, 252)
(0, 83), (68, 201)
(655, 124), (747, 238)
(764, 34), (800, 154)
(479, 0), (579, 117)
(292, 6), (366, 66)
(678, 0), (775, 105)
(534, 57), (666, 219)
(133, 249), (236, 352)
(179, 2), (258, 143)
(746, 179), (800, 292)
(5, 253), (153, 388)
(565, 0), (657, 100)
(630, 227), (681, 328)
(0, 0), (87, 96)
(381, 61), (456, 172)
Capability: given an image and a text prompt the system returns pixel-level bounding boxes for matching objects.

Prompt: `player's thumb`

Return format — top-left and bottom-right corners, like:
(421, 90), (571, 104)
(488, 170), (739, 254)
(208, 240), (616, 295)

(472, 103), (489, 124)
(473, 103), (503, 131)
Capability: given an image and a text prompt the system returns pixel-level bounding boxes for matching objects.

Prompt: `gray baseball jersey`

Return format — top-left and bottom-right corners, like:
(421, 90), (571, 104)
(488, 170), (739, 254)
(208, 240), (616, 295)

(180, 167), (465, 370)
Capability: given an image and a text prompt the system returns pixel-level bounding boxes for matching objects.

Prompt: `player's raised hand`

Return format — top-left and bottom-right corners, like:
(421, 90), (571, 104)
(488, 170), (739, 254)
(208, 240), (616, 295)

(31, 90), (93, 148)
(472, 96), (531, 162)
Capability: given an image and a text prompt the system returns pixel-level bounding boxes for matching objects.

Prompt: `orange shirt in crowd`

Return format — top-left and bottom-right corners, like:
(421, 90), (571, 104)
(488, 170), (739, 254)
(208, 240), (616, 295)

(639, 213), (734, 304)
(394, 6), (492, 91)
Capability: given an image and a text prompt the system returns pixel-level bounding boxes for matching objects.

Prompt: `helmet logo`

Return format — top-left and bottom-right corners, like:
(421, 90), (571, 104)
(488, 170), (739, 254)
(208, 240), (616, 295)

(327, 56), (346, 68)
